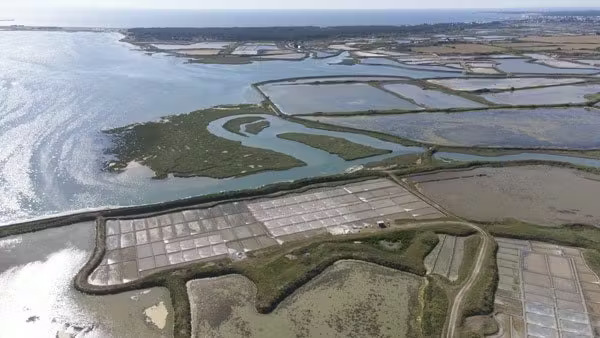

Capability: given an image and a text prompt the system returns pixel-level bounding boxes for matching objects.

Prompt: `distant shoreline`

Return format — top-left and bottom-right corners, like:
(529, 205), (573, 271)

(0, 21), (502, 42)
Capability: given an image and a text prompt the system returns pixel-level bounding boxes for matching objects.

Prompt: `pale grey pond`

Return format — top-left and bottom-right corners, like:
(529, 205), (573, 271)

(428, 77), (587, 91)
(3, 30), (600, 227)
(481, 84), (600, 105)
(382, 83), (485, 108)
(496, 59), (599, 75)
(360, 58), (402, 66)
(304, 108), (600, 149)
(260, 83), (422, 114)
(0, 30), (460, 224)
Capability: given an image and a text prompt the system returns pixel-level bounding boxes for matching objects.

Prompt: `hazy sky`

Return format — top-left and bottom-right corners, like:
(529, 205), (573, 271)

(2, 0), (599, 10)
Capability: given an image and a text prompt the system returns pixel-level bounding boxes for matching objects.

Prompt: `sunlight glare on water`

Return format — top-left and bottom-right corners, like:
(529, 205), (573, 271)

(0, 30), (451, 224)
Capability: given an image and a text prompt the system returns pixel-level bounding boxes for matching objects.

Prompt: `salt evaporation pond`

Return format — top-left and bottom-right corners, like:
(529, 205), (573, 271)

(0, 30), (461, 224)
(383, 83), (485, 108)
(496, 59), (598, 75)
(428, 77), (586, 91)
(303, 107), (600, 149)
(260, 83), (421, 115)
(481, 84), (600, 105)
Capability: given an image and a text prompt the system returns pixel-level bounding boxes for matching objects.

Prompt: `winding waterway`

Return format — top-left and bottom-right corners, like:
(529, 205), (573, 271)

(1, 30), (599, 225)
(0, 30), (463, 224)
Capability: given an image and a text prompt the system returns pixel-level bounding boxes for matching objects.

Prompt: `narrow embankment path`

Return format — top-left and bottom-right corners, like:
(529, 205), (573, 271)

(387, 173), (492, 338)
(444, 223), (491, 338)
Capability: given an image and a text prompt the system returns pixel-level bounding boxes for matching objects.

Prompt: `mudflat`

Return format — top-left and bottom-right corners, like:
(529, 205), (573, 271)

(0, 222), (173, 337)
(187, 260), (422, 337)
(409, 165), (600, 226)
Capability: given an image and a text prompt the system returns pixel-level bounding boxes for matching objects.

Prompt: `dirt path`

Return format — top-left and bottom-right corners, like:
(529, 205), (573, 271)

(387, 173), (491, 338)
(444, 224), (490, 337)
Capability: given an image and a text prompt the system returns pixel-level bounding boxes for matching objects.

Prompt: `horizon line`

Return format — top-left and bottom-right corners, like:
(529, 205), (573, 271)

(5, 6), (600, 11)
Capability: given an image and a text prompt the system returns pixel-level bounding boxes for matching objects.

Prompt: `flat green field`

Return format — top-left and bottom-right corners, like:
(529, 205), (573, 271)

(105, 104), (305, 179)
(277, 132), (391, 160)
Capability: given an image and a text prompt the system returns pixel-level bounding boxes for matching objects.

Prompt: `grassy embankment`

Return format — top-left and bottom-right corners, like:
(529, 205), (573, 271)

(456, 239), (499, 337)
(585, 92), (600, 102)
(422, 278), (450, 337)
(78, 222), (476, 338)
(222, 116), (265, 136)
(277, 132), (391, 160)
(104, 104), (305, 179)
(420, 233), (483, 337)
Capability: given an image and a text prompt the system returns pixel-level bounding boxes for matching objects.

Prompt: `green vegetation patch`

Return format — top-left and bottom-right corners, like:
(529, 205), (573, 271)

(486, 221), (600, 250)
(366, 153), (423, 169)
(79, 223), (478, 338)
(223, 116), (265, 136)
(584, 92), (600, 102)
(459, 240), (499, 335)
(104, 104), (305, 179)
(422, 278), (450, 337)
(456, 235), (482, 285)
(245, 120), (270, 135)
(237, 230), (438, 313)
(277, 132), (391, 160)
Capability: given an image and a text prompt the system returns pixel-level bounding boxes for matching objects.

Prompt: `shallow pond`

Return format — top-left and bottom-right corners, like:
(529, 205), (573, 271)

(481, 84), (600, 105)
(0, 222), (174, 337)
(395, 62), (463, 72)
(383, 83), (485, 108)
(313, 51), (337, 58)
(304, 107), (600, 149)
(429, 77), (587, 91)
(359, 57), (401, 66)
(267, 76), (408, 85)
(496, 59), (598, 75)
(411, 165), (600, 226)
(0, 31), (463, 224)
(260, 83), (421, 114)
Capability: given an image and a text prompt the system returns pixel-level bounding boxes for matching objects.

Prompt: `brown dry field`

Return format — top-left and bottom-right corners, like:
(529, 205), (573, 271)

(187, 260), (421, 338)
(409, 165), (600, 226)
(493, 42), (556, 48)
(411, 43), (507, 54)
(494, 41), (600, 52)
(520, 35), (600, 44)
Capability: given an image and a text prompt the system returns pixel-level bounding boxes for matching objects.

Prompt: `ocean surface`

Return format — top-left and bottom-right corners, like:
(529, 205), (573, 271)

(0, 9), (519, 28)
(0, 30), (458, 225)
